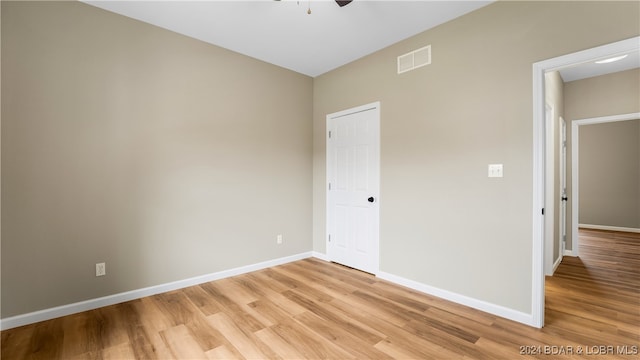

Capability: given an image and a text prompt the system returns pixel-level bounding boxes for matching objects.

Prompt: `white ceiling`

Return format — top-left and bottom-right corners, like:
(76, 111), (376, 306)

(83, 0), (493, 77)
(558, 49), (640, 82)
(82, 1), (638, 79)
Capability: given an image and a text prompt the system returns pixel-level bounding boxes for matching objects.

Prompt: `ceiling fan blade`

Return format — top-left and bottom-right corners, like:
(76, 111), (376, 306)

(335, 1), (353, 7)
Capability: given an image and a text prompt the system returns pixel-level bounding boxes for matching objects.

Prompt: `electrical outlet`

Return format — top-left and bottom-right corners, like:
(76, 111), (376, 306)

(277, 234), (283, 245)
(96, 262), (106, 277)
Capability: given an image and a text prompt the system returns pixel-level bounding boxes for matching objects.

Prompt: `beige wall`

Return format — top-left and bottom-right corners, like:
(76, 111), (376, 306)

(565, 68), (640, 120)
(313, 1), (639, 313)
(565, 68), (640, 245)
(578, 120), (639, 228)
(1, 1), (313, 318)
(3, 0), (640, 322)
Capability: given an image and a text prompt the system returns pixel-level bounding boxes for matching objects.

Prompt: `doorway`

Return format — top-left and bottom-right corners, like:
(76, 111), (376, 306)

(570, 113), (640, 255)
(532, 36), (640, 328)
(326, 102), (380, 274)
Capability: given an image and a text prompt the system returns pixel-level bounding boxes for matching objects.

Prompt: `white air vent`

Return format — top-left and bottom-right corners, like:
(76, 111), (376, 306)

(397, 45), (431, 74)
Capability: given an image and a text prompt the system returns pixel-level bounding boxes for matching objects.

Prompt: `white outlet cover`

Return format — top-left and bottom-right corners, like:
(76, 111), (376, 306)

(488, 164), (503, 178)
(96, 262), (106, 277)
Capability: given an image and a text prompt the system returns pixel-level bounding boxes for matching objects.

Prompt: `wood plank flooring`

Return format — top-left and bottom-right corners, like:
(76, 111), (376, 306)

(2, 228), (638, 359)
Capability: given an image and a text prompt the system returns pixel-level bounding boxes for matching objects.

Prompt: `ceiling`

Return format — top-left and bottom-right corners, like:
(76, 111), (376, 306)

(558, 48), (640, 82)
(82, 1), (638, 79)
(83, 0), (493, 77)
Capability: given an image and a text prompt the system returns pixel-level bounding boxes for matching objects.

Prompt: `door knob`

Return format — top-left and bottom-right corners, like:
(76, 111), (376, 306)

(368, 197), (375, 203)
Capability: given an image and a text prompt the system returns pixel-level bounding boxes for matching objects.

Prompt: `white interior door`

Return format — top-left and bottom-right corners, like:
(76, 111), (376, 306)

(560, 117), (567, 255)
(326, 102), (380, 274)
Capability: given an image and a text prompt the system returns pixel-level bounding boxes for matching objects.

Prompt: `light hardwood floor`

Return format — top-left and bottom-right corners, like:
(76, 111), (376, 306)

(2, 229), (639, 359)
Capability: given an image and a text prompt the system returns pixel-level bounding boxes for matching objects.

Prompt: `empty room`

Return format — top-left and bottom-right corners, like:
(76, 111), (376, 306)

(2, 1), (639, 359)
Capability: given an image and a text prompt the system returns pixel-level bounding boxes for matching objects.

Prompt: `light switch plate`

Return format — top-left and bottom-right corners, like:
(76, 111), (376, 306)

(488, 164), (503, 178)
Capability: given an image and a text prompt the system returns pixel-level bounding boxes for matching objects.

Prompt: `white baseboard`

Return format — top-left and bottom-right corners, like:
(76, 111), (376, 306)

(0, 252), (313, 331)
(2, 252), (537, 331)
(552, 255), (563, 274)
(579, 224), (640, 233)
(311, 251), (329, 262)
(376, 271), (535, 327)
(563, 249), (577, 257)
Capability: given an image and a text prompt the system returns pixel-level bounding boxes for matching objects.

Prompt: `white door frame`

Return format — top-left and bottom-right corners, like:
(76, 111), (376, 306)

(326, 101), (381, 274)
(544, 103), (555, 276)
(532, 36), (639, 328)
(570, 113), (640, 256)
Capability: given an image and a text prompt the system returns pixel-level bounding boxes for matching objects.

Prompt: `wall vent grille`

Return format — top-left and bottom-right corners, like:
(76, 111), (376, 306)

(397, 45), (431, 74)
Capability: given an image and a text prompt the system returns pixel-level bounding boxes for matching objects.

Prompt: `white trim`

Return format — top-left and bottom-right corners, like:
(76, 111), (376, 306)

(571, 113), (639, 126)
(571, 120), (580, 256)
(579, 224), (640, 234)
(552, 254), (562, 274)
(377, 271), (534, 326)
(571, 112), (640, 254)
(532, 36), (640, 329)
(326, 101), (380, 120)
(563, 249), (578, 257)
(0, 252), (313, 331)
(544, 102), (555, 276)
(311, 251), (329, 261)
(532, 58), (546, 329)
(3, 252), (539, 331)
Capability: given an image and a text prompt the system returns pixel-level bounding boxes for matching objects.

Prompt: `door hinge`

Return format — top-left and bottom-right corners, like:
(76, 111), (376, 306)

(328, 182), (331, 190)
(542, 208), (545, 215)
(328, 234), (331, 242)
(328, 130), (332, 139)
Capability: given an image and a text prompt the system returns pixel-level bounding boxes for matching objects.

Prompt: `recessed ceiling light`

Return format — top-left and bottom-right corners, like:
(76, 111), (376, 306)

(595, 54), (628, 64)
